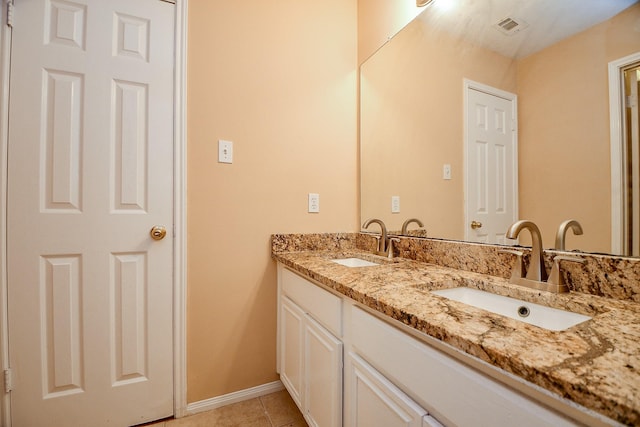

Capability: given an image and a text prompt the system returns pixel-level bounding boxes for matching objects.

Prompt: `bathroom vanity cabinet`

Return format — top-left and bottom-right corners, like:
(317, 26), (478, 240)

(271, 231), (640, 425)
(278, 267), (343, 427)
(347, 305), (577, 426)
(277, 263), (593, 427)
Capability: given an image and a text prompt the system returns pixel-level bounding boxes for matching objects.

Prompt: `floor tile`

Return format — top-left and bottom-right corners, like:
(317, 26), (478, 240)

(166, 398), (271, 427)
(259, 390), (307, 427)
(145, 390), (307, 427)
(274, 421), (308, 427)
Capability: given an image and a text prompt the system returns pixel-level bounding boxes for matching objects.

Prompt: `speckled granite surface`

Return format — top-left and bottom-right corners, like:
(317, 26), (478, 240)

(271, 233), (640, 425)
(391, 237), (640, 303)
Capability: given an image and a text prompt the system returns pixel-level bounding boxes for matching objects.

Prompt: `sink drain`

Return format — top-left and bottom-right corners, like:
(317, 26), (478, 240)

(517, 305), (530, 318)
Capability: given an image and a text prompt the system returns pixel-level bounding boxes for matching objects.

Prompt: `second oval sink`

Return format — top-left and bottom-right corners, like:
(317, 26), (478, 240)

(431, 287), (591, 331)
(332, 257), (381, 267)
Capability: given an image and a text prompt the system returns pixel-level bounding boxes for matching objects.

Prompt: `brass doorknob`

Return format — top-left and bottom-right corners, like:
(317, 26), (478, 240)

(150, 225), (167, 240)
(470, 221), (483, 230)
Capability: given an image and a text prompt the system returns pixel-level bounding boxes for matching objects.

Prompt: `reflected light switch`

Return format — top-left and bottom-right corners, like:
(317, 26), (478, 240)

(391, 196), (400, 213)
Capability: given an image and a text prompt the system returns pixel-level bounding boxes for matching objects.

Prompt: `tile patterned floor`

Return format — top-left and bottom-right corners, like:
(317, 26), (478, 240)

(146, 390), (308, 427)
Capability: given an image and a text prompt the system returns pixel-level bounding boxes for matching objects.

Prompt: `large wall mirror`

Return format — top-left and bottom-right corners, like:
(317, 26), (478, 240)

(360, 0), (640, 256)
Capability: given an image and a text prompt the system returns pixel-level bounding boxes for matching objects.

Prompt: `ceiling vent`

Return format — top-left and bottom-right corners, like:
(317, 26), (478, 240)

(493, 16), (529, 36)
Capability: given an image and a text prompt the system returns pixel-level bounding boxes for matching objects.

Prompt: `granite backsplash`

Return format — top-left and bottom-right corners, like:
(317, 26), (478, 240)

(272, 233), (640, 303)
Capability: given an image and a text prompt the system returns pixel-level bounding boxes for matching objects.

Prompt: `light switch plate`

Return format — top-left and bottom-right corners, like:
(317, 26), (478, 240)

(308, 193), (320, 213)
(219, 140), (233, 164)
(443, 164), (452, 180)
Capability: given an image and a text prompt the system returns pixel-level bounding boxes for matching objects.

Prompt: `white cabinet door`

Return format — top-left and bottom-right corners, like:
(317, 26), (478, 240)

(305, 317), (343, 427)
(280, 296), (305, 408)
(347, 352), (426, 427)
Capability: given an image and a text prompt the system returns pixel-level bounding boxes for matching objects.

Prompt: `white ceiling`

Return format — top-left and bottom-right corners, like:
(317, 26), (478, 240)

(417, 0), (639, 59)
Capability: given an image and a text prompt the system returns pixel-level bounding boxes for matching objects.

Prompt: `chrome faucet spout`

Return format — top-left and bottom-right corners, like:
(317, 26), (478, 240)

(506, 220), (547, 282)
(362, 218), (388, 254)
(555, 219), (583, 251)
(401, 218), (424, 235)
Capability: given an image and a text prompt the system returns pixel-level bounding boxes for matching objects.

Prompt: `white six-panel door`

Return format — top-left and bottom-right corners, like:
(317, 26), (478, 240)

(465, 82), (518, 244)
(7, 0), (175, 425)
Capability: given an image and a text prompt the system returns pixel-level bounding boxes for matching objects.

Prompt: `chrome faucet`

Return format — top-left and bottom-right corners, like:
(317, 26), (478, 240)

(555, 219), (583, 251)
(401, 218), (424, 235)
(506, 220), (547, 282)
(362, 218), (388, 255)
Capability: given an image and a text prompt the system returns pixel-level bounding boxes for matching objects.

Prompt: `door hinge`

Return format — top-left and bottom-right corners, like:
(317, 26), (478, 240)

(4, 369), (12, 393)
(6, 0), (14, 28)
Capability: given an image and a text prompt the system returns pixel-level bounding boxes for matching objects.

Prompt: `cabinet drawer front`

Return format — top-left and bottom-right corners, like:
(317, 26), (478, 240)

(281, 267), (342, 336)
(351, 307), (578, 427)
(347, 352), (427, 427)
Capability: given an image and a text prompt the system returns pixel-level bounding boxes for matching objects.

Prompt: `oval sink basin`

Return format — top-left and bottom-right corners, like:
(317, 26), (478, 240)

(332, 257), (381, 268)
(431, 287), (591, 331)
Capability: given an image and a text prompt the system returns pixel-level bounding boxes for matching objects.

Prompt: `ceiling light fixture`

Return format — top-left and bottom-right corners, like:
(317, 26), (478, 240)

(417, 0), (435, 7)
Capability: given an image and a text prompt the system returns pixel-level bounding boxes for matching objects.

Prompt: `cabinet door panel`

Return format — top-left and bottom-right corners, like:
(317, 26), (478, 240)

(305, 316), (343, 427)
(281, 296), (305, 408)
(348, 352), (426, 427)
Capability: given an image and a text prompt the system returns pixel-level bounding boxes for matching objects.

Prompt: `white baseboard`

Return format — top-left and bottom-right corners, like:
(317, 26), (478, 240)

(185, 380), (285, 416)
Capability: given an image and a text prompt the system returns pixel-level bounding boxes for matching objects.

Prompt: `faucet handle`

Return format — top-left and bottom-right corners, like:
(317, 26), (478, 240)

(369, 233), (381, 248)
(548, 255), (585, 292)
(387, 237), (401, 259)
(499, 249), (524, 280)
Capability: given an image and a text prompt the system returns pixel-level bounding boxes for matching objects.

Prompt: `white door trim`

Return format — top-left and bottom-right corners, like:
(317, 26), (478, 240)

(173, 0), (188, 419)
(0, 1), (12, 425)
(609, 51), (640, 256)
(463, 78), (518, 242)
(0, 0), (189, 423)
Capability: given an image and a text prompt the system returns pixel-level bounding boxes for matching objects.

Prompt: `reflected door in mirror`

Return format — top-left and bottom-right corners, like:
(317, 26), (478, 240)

(465, 83), (517, 244)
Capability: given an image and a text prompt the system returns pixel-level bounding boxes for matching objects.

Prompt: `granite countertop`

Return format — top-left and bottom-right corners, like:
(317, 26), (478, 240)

(272, 248), (640, 426)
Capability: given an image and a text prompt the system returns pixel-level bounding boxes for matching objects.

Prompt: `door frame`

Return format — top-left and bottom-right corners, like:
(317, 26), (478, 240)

(609, 51), (640, 256)
(0, 0), (189, 424)
(463, 79), (518, 242)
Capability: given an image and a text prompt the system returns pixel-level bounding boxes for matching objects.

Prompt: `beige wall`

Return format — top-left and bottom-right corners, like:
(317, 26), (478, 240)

(358, 0), (424, 64)
(187, 1), (358, 402)
(517, 3), (640, 252)
(185, 0), (639, 404)
(360, 17), (517, 237)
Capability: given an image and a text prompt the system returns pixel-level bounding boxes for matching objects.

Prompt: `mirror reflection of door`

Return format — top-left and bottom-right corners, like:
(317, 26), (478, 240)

(464, 80), (518, 244)
(624, 64), (640, 256)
